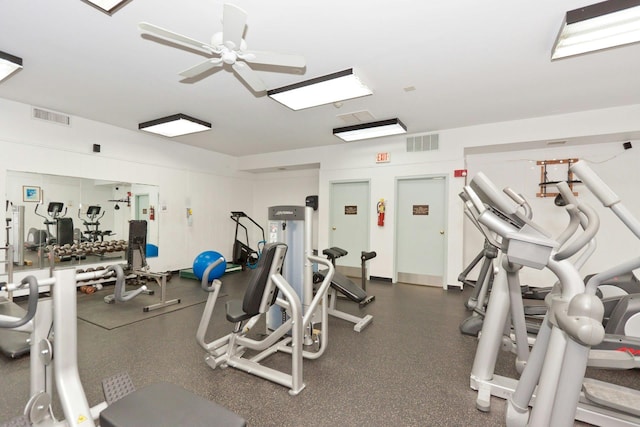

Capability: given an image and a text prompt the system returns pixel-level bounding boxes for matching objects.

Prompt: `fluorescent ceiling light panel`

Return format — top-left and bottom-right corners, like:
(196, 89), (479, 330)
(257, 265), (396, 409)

(333, 118), (407, 142)
(0, 50), (23, 82)
(81, 0), (131, 14)
(552, 0), (640, 60)
(268, 69), (373, 110)
(138, 114), (211, 137)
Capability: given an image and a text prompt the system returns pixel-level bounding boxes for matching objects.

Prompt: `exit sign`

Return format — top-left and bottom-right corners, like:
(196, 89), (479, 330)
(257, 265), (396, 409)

(376, 152), (390, 163)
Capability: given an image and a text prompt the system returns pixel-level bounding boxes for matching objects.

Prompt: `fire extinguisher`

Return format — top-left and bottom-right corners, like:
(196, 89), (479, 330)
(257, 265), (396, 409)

(377, 199), (385, 226)
(149, 206), (155, 221)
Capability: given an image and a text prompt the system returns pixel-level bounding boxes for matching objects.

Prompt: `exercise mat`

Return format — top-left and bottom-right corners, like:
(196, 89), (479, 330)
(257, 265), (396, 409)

(76, 277), (226, 330)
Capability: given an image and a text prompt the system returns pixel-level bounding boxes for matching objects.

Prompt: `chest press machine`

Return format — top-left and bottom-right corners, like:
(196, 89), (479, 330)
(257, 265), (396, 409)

(196, 203), (337, 395)
(0, 266), (245, 427)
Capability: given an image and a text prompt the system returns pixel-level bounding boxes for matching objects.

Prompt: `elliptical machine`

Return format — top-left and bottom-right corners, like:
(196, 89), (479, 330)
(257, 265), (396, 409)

(34, 202), (66, 245)
(78, 205), (113, 243)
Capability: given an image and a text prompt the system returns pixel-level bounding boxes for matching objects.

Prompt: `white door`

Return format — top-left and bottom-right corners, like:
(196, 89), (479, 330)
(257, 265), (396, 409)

(136, 194), (150, 222)
(395, 176), (447, 287)
(329, 181), (370, 275)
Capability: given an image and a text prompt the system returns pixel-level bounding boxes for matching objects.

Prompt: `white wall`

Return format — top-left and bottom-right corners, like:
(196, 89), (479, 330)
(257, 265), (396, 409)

(3, 94), (640, 291)
(0, 98), (252, 280)
(240, 103), (640, 289)
(251, 169), (319, 250)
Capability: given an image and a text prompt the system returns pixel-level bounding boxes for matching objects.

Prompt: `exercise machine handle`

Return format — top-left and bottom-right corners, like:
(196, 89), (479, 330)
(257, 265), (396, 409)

(554, 200), (599, 261)
(0, 276), (38, 329)
(503, 188), (533, 220)
(571, 161), (619, 207)
(471, 172), (519, 216)
(201, 257), (226, 292)
(361, 251), (377, 261)
(303, 255), (334, 326)
(572, 160), (640, 240)
(109, 264), (144, 302)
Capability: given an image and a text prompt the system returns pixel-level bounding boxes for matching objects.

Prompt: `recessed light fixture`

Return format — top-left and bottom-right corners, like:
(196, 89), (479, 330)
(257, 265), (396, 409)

(138, 114), (211, 137)
(81, 0), (131, 15)
(333, 118), (407, 142)
(268, 69), (373, 111)
(552, 0), (640, 60)
(0, 50), (23, 83)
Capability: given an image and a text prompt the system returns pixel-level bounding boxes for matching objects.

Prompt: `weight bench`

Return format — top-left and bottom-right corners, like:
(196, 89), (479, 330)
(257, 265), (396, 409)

(99, 372), (246, 427)
(313, 247), (374, 332)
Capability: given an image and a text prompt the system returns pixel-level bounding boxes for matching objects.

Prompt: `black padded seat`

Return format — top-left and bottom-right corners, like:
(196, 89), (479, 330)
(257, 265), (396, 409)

(316, 269), (367, 303)
(56, 217), (74, 246)
(99, 382), (246, 427)
(225, 299), (251, 323)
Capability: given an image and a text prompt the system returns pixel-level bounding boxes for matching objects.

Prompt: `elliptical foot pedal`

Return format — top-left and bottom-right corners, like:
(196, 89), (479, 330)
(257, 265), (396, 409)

(583, 378), (640, 416)
(99, 382), (247, 427)
(102, 371), (136, 404)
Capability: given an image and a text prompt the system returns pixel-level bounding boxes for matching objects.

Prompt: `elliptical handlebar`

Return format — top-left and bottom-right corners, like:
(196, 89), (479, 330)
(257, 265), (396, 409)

(502, 188), (533, 220)
(571, 160), (620, 208)
(553, 200), (599, 261)
(78, 206), (106, 224)
(35, 202), (67, 221)
(0, 276), (39, 329)
(466, 173), (598, 263)
(572, 160), (640, 240)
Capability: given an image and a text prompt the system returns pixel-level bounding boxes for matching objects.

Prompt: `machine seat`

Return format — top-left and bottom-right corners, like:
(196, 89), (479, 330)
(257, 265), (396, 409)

(225, 300), (253, 323)
(315, 269), (367, 303)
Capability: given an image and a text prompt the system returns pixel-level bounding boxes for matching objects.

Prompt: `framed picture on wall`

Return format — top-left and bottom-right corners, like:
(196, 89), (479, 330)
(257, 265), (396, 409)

(23, 185), (41, 202)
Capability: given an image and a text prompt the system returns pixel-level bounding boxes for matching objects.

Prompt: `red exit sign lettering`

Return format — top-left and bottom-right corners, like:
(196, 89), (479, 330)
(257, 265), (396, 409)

(376, 152), (390, 163)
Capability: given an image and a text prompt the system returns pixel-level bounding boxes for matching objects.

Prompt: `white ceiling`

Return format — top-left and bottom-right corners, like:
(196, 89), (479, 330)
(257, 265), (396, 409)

(1, 0), (639, 157)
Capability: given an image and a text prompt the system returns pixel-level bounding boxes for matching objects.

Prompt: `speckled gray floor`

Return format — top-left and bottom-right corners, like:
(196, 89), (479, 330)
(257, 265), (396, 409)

(1, 272), (638, 426)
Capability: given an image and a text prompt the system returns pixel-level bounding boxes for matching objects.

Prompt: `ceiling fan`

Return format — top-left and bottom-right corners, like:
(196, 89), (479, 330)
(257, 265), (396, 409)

(138, 3), (305, 93)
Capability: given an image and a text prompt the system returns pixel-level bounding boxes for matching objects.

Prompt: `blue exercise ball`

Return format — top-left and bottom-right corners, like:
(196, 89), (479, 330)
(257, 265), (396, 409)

(193, 251), (227, 282)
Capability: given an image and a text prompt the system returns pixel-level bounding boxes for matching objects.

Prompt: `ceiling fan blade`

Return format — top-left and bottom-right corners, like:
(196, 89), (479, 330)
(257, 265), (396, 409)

(179, 58), (224, 78)
(222, 4), (247, 50)
(241, 50), (305, 68)
(232, 62), (266, 92)
(139, 22), (215, 54)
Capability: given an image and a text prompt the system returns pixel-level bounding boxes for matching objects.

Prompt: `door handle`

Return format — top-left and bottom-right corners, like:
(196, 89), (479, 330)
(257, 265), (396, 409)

(332, 227), (336, 231)
(440, 230), (445, 235)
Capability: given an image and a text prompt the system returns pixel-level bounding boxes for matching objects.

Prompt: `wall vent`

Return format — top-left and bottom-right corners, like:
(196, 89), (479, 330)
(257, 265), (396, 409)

(32, 107), (71, 126)
(406, 134), (439, 152)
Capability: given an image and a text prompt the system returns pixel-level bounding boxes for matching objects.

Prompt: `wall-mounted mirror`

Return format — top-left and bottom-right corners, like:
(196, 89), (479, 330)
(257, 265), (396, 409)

(5, 171), (159, 272)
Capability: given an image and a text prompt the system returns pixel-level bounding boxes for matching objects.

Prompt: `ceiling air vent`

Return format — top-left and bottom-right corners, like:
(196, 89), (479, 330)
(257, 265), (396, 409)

(406, 133), (439, 152)
(32, 107), (71, 126)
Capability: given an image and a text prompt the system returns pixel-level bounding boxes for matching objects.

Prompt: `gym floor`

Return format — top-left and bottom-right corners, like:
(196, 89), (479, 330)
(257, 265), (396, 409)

(1, 272), (637, 426)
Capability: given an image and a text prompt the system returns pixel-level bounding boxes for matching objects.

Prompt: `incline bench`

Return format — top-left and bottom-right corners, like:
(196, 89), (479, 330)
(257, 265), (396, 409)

(313, 247), (376, 332)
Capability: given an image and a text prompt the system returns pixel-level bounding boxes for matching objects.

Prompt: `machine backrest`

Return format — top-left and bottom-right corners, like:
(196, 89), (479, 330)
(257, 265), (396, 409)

(241, 242), (287, 317)
(127, 220), (147, 269)
(57, 218), (74, 246)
